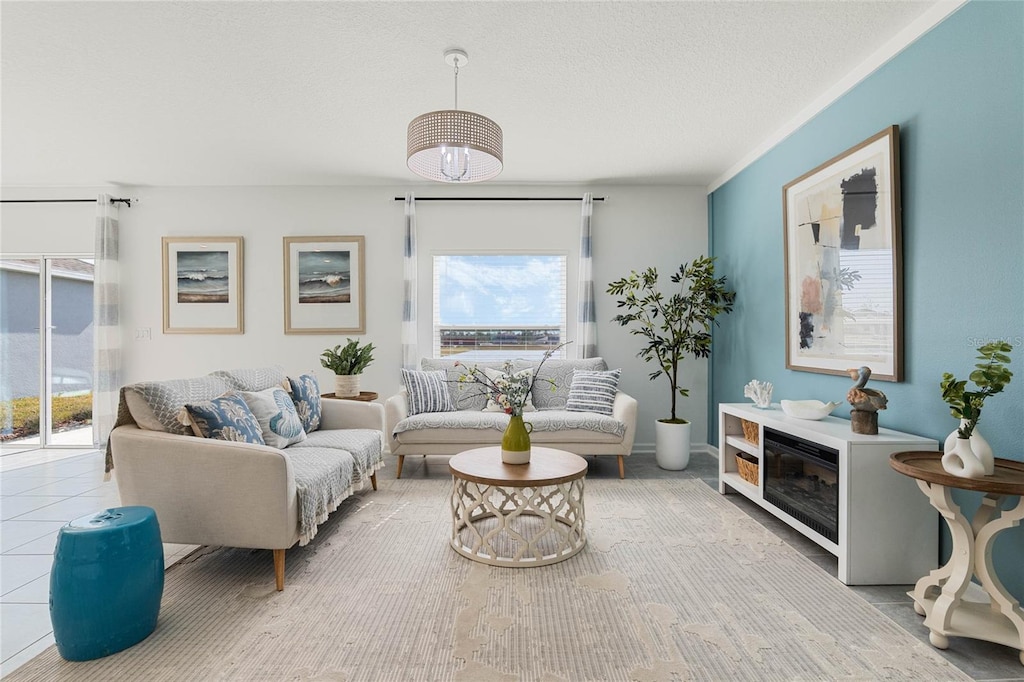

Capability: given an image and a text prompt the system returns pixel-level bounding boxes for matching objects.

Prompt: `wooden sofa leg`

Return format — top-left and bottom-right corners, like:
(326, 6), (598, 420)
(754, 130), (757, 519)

(273, 549), (285, 591)
(370, 473), (378, 490)
(617, 455), (625, 479)
(395, 455), (405, 479)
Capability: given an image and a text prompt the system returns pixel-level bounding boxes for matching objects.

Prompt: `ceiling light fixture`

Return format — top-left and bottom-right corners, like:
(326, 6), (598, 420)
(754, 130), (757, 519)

(407, 49), (503, 183)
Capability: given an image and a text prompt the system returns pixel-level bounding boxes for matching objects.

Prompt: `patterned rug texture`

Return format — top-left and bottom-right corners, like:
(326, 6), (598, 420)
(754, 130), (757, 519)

(9, 477), (968, 681)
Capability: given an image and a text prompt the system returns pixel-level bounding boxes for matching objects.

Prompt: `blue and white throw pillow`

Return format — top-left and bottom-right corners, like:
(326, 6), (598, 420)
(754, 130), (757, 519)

(185, 393), (266, 444)
(402, 369), (455, 416)
(288, 374), (322, 433)
(239, 387), (307, 449)
(565, 368), (622, 416)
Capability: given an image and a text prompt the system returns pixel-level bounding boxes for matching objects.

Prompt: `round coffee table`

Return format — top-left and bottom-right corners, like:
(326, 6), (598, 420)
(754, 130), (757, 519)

(448, 446), (587, 566)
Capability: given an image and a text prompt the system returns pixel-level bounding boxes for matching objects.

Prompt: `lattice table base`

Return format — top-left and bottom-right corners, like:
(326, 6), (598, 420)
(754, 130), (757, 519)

(449, 478), (586, 566)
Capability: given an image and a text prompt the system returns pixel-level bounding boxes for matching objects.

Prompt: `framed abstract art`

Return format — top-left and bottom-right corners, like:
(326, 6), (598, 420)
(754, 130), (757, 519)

(783, 125), (902, 381)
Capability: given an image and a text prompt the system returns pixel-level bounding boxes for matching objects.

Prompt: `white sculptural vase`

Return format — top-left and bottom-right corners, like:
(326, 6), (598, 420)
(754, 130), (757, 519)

(943, 419), (994, 476)
(941, 437), (986, 479)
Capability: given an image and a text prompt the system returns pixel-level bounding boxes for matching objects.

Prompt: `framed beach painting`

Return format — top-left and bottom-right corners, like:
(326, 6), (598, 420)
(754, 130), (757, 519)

(162, 237), (244, 334)
(783, 125), (902, 381)
(283, 236), (365, 334)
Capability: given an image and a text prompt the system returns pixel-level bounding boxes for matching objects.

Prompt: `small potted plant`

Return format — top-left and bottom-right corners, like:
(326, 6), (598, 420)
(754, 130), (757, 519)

(608, 256), (735, 470)
(939, 341), (1013, 476)
(321, 338), (375, 398)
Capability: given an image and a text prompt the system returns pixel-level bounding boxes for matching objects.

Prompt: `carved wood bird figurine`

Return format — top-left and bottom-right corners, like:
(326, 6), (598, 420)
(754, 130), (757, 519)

(846, 366), (888, 412)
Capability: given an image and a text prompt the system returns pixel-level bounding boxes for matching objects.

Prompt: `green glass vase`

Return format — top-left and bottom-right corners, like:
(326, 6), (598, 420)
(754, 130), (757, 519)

(501, 414), (533, 464)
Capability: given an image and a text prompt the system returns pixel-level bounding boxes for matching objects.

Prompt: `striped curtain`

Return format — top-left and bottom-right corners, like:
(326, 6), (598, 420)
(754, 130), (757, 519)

(577, 192), (597, 358)
(93, 194), (121, 450)
(402, 192), (418, 371)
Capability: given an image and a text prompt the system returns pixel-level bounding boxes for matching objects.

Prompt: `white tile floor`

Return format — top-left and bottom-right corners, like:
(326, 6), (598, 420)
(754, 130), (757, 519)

(0, 448), (197, 676)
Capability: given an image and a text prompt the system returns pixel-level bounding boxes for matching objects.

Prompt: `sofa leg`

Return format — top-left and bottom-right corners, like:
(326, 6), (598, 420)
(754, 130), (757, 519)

(395, 455), (404, 479)
(273, 549), (285, 591)
(370, 473), (377, 491)
(617, 455), (625, 479)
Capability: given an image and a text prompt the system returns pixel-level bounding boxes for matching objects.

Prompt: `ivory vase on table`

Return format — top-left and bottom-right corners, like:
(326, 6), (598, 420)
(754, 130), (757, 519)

(943, 419), (994, 476)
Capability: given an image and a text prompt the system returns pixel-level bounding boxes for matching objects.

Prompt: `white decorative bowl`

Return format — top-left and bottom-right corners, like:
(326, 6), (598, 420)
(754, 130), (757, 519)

(780, 399), (840, 421)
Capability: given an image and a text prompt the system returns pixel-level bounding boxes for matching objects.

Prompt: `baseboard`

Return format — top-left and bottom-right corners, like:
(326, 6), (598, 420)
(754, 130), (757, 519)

(632, 442), (715, 458)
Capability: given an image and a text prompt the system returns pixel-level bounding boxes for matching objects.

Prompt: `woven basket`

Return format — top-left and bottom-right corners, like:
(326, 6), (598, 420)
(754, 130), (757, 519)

(735, 455), (759, 486)
(740, 419), (759, 445)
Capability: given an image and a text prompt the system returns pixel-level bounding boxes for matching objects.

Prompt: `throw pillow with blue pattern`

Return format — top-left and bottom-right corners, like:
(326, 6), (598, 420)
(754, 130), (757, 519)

(239, 387), (308, 449)
(287, 374), (322, 433)
(185, 393), (266, 444)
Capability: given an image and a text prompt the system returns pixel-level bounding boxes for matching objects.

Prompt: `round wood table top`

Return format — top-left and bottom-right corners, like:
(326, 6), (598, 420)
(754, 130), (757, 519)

(449, 447), (588, 487)
(890, 451), (1024, 496)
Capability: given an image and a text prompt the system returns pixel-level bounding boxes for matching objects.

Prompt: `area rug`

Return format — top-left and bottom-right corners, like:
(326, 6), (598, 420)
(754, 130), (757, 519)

(9, 477), (968, 681)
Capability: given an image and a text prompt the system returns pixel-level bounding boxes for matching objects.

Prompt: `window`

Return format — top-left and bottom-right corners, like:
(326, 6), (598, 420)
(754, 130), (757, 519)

(432, 254), (567, 360)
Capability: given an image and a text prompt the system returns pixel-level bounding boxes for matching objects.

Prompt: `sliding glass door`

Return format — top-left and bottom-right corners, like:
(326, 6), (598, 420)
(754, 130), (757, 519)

(1, 256), (94, 451)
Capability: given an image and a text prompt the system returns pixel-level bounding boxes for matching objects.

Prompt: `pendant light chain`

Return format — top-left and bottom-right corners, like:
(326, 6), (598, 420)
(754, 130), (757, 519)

(453, 57), (460, 110)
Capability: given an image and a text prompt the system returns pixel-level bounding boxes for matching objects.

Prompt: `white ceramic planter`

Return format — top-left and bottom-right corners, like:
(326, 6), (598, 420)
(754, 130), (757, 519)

(655, 420), (692, 470)
(334, 374), (360, 398)
(943, 420), (994, 476)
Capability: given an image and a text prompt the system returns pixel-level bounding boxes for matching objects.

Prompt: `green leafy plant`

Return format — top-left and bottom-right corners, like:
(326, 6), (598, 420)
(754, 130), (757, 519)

(320, 338), (375, 375)
(940, 341), (1013, 439)
(608, 256), (735, 423)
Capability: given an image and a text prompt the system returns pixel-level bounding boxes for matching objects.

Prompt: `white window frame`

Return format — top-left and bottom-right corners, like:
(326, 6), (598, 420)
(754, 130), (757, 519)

(430, 250), (568, 360)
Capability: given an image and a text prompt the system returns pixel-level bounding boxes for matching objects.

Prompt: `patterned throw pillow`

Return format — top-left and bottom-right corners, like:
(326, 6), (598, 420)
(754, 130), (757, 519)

(402, 369), (455, 416)
(565, 369), (622, 416)
(238, 387), (308, 449)
(288, 374), (322, 433)
(185, 393), (266, 444)
(481, 367), (537, 413)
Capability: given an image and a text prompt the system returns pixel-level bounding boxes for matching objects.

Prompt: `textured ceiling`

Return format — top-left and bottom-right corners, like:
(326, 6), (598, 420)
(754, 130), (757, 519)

(1, 1), (939, 188)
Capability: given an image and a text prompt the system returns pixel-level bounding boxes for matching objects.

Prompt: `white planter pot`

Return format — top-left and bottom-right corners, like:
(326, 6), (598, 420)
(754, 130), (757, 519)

(943, 419), (994, 476)
(334, 375), (360, 398)
(655, 420), (692, 470)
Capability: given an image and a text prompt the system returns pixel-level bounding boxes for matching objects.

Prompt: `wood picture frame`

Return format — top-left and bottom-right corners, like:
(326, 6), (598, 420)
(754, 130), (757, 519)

(162, 236), (244, 334)
(283, 236), (365, 334)
(783, 125), (902, 381)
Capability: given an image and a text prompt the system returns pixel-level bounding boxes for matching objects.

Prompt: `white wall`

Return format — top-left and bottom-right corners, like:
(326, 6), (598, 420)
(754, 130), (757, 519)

(1, 184), (710, 448)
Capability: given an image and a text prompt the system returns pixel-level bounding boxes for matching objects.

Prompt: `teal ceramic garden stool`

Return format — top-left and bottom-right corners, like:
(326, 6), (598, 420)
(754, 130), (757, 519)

(49, 506), (164, 661)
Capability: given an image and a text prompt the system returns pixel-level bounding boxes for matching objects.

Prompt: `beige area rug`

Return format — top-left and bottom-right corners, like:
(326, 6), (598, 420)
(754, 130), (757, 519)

(10, 477), (969, 681)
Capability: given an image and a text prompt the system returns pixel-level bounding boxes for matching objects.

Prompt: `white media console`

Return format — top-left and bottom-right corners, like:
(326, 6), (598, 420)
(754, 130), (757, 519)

(718, 403), (939, 585)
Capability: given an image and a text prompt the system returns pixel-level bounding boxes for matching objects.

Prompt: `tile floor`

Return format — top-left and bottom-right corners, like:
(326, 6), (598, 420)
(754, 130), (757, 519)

(0, 448), (197, 676)
(1, 449), (1021, 679)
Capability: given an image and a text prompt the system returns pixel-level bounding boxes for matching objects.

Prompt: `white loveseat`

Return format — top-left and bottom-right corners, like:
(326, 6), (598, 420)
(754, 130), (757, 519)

(385, 358), (637, 478)
(108, 366), (384, 590)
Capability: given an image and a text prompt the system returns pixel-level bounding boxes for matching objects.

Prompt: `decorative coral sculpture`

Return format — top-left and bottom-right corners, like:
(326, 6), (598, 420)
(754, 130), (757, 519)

(743, 379), (773, 408)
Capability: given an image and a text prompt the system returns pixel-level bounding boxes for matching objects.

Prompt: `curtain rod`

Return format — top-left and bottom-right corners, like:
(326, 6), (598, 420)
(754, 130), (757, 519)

(392, 196), (605, 202)
(1, 198), (132, 207)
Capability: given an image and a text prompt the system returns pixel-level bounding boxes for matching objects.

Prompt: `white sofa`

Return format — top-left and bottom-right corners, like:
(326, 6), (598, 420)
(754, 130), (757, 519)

(385, 358), (637, 478)
(108, 366), (384, 591)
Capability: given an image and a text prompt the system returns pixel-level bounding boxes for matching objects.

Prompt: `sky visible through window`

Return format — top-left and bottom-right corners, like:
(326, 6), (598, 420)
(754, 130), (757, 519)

(435, 255), (565, 326)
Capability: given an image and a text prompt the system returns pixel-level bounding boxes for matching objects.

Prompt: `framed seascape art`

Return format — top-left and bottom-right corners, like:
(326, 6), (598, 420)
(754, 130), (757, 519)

(162, 237), (244, 334)
(283, 236), (365, 334)
(783, 125), (902, 381)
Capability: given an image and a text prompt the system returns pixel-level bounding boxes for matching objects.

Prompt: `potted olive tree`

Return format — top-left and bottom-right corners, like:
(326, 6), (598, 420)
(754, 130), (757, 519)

(321, 338), (375, 397)
(608, 256), (735, 470)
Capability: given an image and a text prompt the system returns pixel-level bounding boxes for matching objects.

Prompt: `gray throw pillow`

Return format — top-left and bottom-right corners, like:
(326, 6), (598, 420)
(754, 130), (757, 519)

(565, 368), (622, 416)
(402, 369), (456, 415)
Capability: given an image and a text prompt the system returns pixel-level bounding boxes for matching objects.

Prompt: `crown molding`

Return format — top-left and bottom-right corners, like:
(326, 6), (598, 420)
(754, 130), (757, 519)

(707, 0), (968, 194)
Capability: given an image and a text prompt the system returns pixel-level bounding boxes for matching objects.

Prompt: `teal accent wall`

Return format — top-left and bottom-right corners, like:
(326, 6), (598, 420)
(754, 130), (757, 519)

(709, 1), (1024, 600)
